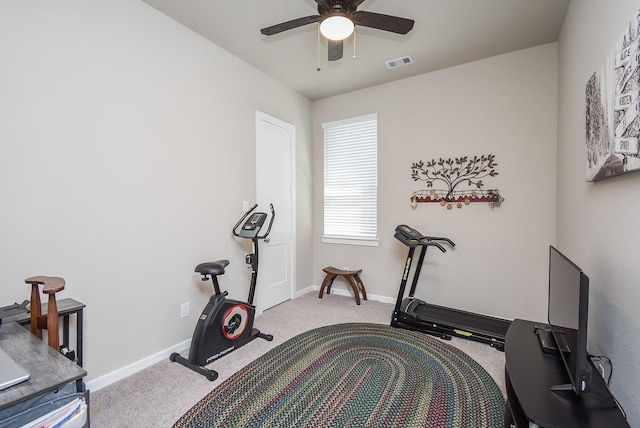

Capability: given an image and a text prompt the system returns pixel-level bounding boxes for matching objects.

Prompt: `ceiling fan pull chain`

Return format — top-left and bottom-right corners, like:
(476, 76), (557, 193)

(317, 24), (322, 71)
(353, 29), (357, 59)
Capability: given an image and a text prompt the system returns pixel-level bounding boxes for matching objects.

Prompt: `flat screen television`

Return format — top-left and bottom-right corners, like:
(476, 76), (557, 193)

(546, 245), (591, 395)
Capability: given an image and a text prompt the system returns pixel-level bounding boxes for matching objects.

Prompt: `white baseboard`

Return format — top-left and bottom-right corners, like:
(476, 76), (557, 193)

(86, 339), (190, 392)
(309, 284), (396, 304)
(86, 287), (394, 392)
(295, 285), (316, 298)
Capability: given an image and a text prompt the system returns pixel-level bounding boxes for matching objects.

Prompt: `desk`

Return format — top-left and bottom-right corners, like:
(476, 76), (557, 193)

(0, 322), (88, 426)
(505, 319), (628, 428)
(5, 298), (85, 367)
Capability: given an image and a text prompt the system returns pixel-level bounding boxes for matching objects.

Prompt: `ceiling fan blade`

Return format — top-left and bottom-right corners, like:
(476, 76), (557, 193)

(347, 0), (367, 7)
(353, 11), (415, 35)
(314, 0), (332, 9)
(328, 40), (343, 61)
(260, 15), (321, 36)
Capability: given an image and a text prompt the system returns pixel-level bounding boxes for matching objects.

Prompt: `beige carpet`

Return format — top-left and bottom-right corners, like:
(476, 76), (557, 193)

(90, 292), (506, 427)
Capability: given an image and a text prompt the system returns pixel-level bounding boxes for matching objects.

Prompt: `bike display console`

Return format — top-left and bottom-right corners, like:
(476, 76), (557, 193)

(391, 224), (511, 351)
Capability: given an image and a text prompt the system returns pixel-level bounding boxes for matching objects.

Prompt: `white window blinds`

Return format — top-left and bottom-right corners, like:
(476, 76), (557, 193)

(322, 113), (378, 245)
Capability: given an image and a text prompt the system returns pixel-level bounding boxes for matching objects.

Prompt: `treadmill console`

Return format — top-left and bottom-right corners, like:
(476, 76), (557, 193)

(395, 224), (424, 241)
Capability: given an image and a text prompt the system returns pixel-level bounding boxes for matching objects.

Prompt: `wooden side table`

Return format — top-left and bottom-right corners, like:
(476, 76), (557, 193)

(319, 267), (367, 305)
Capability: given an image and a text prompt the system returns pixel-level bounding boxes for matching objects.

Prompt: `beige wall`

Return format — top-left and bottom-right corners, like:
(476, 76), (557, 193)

(558, 0), (640, 422)
(0, 0), (313, 384)
(312, 43), (558, 322)
(3, 1), (636, 421)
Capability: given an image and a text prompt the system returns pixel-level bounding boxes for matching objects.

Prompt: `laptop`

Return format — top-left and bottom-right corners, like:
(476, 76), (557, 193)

(0, 347), (30, 391)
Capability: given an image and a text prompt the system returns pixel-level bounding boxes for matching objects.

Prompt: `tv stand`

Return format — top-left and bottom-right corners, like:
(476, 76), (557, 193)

(505, 319), (628, 427)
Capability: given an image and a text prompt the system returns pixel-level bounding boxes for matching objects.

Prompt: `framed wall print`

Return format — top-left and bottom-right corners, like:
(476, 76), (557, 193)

(586, 8), (640, 181)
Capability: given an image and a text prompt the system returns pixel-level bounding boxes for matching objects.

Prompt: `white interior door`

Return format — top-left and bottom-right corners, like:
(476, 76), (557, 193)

(255, 111), (295, 313)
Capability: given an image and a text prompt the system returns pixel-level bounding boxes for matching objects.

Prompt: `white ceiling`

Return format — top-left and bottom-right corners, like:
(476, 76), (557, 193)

(141, 0), (570, 101)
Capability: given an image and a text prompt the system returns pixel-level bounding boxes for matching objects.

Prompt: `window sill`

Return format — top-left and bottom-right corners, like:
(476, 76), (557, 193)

(322, 236), (379, 247)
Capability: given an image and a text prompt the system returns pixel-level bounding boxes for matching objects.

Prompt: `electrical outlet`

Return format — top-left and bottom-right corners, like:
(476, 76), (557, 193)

(180, 302), (189, 319)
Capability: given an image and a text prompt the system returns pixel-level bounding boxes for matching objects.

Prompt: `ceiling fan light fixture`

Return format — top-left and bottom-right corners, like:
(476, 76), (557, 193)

(320, 15), (354, 41)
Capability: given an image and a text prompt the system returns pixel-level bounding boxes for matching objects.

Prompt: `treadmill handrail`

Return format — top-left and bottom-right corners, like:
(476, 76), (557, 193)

(421, 236), (455, 247)
(393, 232), (448, 252)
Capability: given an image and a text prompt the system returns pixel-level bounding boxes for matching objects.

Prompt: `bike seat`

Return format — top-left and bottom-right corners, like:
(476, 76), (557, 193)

(195, 260), (230, 276)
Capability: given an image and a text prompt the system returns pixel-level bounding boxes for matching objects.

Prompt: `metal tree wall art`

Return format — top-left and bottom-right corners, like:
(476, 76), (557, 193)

(409, 154), (504, 210)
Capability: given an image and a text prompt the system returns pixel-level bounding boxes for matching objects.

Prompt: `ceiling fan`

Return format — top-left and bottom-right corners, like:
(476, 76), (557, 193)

(260, 0), (415, 61)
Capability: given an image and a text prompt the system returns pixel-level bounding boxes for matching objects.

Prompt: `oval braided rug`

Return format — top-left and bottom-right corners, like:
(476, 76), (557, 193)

(173, 323), (504, 428)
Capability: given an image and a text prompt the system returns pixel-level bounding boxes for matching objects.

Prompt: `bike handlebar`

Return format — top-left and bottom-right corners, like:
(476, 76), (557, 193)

(231, 203), (275, 240)
(256, 204), (275, 240)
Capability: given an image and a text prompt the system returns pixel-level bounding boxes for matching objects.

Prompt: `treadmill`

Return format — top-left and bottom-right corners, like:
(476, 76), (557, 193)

(390, 224), (511, 351)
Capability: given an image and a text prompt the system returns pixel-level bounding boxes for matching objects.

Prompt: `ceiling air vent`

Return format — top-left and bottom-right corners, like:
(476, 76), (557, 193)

(385, 55), (414, 69)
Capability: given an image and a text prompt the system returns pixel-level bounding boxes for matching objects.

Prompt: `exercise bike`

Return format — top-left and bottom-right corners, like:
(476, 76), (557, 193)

(170, 204), (275, 380)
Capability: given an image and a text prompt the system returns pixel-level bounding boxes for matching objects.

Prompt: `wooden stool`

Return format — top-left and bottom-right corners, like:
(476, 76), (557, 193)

(25, 276), (65, 351)
(319, 267), (367, 305)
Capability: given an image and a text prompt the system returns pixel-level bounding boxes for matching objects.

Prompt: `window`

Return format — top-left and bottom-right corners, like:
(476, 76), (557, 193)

(322, 113), (378, 246)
